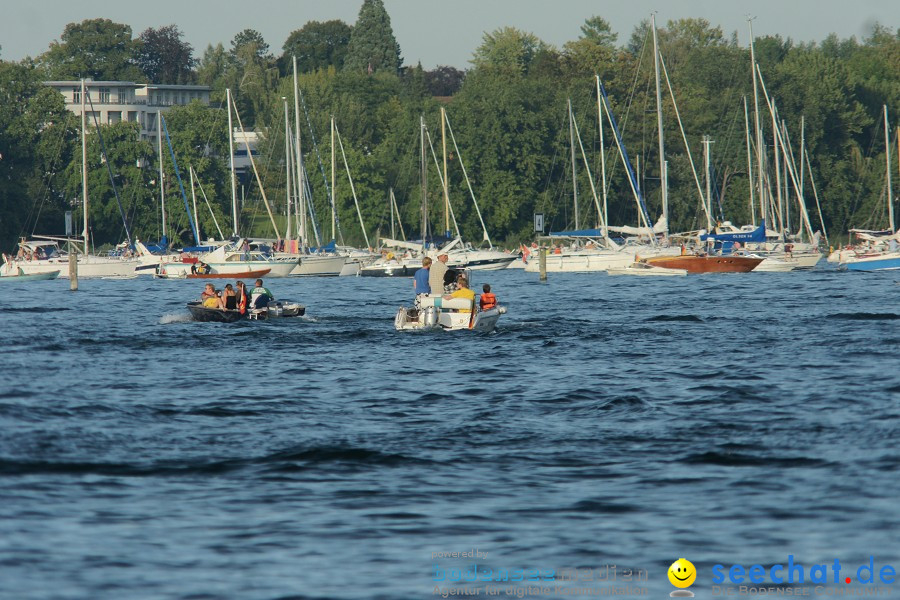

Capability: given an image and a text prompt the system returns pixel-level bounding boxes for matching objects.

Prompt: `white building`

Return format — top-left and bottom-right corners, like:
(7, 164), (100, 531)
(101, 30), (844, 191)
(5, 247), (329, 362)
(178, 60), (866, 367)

(45, 79), (211, 147)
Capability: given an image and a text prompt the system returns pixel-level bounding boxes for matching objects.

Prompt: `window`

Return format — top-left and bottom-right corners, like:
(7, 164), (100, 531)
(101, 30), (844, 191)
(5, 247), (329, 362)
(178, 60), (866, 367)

(72, 87), (80, 104)
(99, 88), (110, 103)
(118, 89), (127, 104)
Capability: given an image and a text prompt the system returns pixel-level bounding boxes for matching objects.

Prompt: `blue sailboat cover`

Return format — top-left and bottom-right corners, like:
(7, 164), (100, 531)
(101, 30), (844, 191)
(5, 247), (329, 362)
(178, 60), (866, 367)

(700, 220), (766, 243)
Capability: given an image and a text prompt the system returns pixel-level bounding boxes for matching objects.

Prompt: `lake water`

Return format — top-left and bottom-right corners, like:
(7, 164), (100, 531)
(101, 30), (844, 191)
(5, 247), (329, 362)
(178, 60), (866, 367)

(1, 268), (898, 599)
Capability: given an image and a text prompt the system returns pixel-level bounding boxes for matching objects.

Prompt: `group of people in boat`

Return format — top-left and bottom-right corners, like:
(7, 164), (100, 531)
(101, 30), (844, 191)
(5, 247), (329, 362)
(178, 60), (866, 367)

(199, 279), (274, 314)
(412, 254), (498, 313)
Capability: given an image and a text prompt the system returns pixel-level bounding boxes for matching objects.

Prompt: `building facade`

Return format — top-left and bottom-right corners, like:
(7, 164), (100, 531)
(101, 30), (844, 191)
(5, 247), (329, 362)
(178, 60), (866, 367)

(45, 80), (212, 146)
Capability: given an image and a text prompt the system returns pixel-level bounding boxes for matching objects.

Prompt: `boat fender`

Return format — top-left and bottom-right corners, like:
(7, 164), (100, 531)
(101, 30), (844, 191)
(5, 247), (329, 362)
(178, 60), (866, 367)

(498, 306), (507, 315)
(424, 306), (439, 327)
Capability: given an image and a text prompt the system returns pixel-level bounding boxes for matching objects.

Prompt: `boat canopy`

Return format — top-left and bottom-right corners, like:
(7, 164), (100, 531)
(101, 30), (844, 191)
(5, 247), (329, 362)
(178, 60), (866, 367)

(700, 220), (766, 243)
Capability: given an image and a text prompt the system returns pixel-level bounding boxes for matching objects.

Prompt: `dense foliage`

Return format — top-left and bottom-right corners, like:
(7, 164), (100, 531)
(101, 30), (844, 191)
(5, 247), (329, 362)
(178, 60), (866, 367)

(0, 7), (897, 251)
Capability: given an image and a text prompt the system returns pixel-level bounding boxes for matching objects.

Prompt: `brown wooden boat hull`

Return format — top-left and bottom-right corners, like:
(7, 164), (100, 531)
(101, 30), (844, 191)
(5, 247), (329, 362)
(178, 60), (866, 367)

(186, 268), (271, 279)
(645, 256), (763, 273)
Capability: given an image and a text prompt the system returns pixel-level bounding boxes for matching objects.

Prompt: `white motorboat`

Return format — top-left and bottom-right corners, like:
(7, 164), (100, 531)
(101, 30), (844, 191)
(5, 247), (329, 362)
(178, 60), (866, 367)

(156, 239), (297, 278)
(607, 261), (687, 276)
(394, 295), (506, 332)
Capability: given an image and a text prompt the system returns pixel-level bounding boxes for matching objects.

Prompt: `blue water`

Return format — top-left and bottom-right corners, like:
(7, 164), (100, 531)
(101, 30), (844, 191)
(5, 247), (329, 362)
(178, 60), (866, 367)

(1, 269), (898, 599)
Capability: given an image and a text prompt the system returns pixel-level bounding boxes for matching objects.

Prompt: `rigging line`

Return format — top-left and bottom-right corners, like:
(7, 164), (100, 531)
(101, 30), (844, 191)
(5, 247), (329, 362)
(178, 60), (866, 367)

(27, 110), (73, 237)
(194, 168), (225, 240)
(87, 93), (133, 246)
(297, 85), (341, 240)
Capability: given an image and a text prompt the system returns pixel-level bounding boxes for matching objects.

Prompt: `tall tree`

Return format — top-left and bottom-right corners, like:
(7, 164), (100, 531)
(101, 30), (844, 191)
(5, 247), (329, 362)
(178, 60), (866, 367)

(470, 27), (550, 75)
(40, 19), (142, 81)
(230, 29), (270, 61)
(424, 66), (465, 96)
(0, 62), (76, 248)
(135, 25), (197, 84)
(281, 20), (353, 75)
(343, 0), (402, 74)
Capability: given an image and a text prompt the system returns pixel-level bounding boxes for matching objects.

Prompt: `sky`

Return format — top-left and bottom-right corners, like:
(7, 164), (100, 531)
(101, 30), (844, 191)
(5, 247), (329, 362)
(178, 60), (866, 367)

(2, 0), (898, 69)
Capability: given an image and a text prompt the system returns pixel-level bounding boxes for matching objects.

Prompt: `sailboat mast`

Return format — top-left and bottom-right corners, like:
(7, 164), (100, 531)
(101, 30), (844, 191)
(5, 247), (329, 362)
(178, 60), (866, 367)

(568, 98), (579, 230)
(81, 79), (89, 254)
(702, 136), (712, 223)
(156, 110), (166, 244)
(596, 76), (609, 237)
(744, 96), (756, 225)
(292, 56), (306, 250)
(749, 19), (766, 230)
(189, 165), (200, 241)
(441, 107), (450, 238)
(283, 97), (292, 241)
(331, 115), (336, 242)
(772, 100), (785, 237)
(651, 14), (668, 234)
(886, 105), (895, 233)
(420, 115), (427, 252)
(226, 88), (238, 237)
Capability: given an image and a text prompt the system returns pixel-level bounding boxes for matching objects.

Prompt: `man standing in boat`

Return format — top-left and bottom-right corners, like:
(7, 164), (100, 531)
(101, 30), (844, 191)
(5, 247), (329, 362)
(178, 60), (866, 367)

(429, 253), (449, 295)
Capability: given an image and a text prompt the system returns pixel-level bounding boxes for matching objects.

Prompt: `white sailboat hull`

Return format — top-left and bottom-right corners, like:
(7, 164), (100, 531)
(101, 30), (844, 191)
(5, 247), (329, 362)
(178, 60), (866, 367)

(6, 256), (137, 278)
(288, 254), (348, 277)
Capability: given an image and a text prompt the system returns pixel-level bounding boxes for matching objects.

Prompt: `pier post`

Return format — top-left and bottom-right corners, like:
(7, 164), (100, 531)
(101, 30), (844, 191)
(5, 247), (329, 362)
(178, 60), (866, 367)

(539, 248), (547, 281)
(68, 248), (78, 291)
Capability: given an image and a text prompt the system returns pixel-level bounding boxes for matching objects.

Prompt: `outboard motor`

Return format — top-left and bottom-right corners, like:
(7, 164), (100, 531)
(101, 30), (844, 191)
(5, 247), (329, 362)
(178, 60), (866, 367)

(423, 306), (439, 327)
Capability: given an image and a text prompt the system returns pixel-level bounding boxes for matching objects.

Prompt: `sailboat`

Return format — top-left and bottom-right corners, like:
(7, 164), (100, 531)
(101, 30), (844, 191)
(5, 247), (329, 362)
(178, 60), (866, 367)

(4, 80), (140, 278)
(838, 105), (900, 270)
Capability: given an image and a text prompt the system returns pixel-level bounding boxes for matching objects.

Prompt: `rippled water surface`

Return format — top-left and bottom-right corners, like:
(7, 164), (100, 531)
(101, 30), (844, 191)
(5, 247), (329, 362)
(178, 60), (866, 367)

(1, 268), (898, 599)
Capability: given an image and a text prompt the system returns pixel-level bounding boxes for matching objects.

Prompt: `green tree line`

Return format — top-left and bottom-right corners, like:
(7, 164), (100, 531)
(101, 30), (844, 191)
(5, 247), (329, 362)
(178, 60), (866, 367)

(0, 0), (897, 251)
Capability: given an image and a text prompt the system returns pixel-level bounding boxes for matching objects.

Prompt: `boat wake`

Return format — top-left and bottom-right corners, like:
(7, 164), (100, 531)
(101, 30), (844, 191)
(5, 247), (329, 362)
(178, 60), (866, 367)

(159, 312), (192, 324)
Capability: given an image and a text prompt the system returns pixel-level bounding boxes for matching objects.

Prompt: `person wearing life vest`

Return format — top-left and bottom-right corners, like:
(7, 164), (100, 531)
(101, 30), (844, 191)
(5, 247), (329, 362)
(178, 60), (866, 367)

(235, 280), (249, 315)
(479, 283), (497, 311)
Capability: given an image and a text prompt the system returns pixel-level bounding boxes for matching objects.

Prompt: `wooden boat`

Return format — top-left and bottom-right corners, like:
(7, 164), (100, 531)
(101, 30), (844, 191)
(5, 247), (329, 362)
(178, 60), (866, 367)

(185, 268), (271, 279)
(645, 254), (763, 273)
(0, 269), (61, 282)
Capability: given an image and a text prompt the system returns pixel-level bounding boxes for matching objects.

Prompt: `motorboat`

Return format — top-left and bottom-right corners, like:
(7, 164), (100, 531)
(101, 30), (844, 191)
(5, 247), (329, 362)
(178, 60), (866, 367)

(156, 239), (297, 278)
(645, 254), (763, 273)
(186, 300), (305, 322)
(0, 268), (61, 281)
(607, 262), (687, 276)
(394, 295), (506, 332)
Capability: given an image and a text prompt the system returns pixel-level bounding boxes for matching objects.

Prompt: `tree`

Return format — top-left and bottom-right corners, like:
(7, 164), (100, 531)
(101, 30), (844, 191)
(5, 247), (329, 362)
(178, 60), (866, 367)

(424, 66), (465, 96)
(280, 20), (353, 75)
(470, 27), (550, 75)
(580, 16), (618, 47)
(40, 19), (142, 81)
(0, 62), (76, 248)
(197, 43), (228, 88)
(231, 29), (270, 61)
(344, 0), (402, 74)
(135, 25), (196, 84)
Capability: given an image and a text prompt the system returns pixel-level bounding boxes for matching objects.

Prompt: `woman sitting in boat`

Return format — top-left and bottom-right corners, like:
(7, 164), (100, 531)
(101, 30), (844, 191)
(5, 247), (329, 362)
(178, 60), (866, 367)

(222, 284), (237, 310)
(201, 283), (224, 309)
(443, 275), (475, 313)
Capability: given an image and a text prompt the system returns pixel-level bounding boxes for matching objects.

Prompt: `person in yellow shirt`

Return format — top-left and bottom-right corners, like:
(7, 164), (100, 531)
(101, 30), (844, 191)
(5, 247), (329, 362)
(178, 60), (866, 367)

(443, 274), (475, 313)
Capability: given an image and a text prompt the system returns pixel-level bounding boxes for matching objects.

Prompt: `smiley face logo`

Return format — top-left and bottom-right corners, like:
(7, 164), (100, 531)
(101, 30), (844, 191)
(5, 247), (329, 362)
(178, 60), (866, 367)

(668, 558), (696, 588)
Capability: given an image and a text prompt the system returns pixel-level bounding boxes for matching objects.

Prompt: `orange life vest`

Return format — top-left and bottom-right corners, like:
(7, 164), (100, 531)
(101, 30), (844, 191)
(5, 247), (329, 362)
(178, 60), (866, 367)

(480, 292), (497, 311)
(238, 291), (247, 314)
